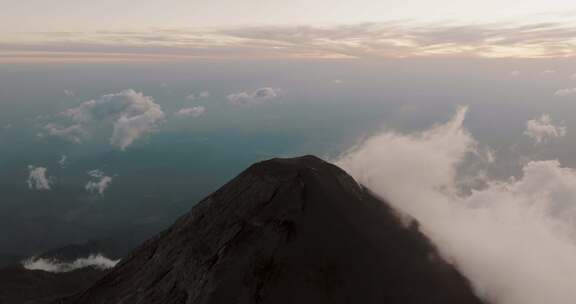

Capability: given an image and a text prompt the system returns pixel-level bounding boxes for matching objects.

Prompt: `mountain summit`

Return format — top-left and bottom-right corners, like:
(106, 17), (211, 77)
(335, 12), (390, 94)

(58, 155), (484, 304)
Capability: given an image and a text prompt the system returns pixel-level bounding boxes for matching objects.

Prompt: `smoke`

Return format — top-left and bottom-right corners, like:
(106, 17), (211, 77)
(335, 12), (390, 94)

(337, 107), (576, 304)
(22, 254), (120, 273)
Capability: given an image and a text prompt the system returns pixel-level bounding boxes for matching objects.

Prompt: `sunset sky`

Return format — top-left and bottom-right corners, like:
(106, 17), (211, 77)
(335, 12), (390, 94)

(2, 0), (576, 61)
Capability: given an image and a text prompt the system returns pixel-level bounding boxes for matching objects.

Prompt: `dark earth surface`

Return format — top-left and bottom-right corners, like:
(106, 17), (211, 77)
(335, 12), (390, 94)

(53, 155), (485, 304)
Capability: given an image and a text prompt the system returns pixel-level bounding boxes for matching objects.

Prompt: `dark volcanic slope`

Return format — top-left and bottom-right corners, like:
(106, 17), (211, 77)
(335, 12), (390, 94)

(0, 265), (105, 304)
(59, 155), (484, 304)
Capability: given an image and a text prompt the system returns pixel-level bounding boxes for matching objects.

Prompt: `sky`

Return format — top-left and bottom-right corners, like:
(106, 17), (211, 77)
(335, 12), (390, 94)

(2, 0), (576, 62)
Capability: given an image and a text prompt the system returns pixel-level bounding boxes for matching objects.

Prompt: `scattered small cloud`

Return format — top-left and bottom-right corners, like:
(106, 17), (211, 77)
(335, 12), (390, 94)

(227, 87), (281, 105)
(509, 70), (521, 77)
(525, 114), (567, 144)
(64, 89), (75, 97)
(570, 73), (576, 80)
(333, 79), (344, 84)
(175, 106), (206, 118)
(85, 170), (113, 195)
(199, 91), (210, 98)
(555, 88), (576, 97)
(22, 254), (119, 273)
(27, 166), (53, 190)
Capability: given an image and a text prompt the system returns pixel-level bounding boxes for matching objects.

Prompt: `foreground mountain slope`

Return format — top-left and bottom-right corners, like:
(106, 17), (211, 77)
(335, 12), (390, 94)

(59, 155), (484, 304)
(0, 265), (105, 304)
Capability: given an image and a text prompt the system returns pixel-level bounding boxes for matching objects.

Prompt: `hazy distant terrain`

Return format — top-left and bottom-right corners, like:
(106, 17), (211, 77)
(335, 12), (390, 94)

(2, 59), (576, 260)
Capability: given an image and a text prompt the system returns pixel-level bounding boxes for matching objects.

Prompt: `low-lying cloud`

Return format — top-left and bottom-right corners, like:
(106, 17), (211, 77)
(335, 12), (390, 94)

(27, 165), (53, 190)
(524, 114), (566, 144)
(337, 107), (576, 304)
(43, 90), (165, 150)
(22, 254), (120, 273)
(227, 87), (281, 105)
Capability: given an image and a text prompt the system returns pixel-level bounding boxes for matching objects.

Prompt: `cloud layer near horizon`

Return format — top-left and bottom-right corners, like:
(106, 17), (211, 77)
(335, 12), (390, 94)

(337, 108), (576, 304)
(3, 21), (576, 62)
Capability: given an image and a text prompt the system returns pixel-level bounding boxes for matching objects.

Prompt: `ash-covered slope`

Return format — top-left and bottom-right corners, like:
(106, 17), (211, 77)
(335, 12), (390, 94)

(59, 155), (484, 304)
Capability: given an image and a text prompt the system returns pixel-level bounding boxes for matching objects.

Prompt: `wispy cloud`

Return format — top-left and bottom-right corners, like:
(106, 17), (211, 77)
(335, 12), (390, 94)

(227, 87), (281, 106)
(555, 88), (576, 97)
(3, 21), (576, 62)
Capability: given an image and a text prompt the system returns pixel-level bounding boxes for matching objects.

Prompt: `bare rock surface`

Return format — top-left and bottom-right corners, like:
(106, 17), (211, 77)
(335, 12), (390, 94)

(57, 155), (484, 304)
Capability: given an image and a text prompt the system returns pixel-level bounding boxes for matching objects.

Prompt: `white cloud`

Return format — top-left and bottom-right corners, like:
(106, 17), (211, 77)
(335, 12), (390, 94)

(64, 89), (75, 97)
(555, 88), (576, 97)
(336, 108), (576, 304)
(524, 114), (566, 144)
(199, 91), (211, 98)
(43, 123), (86, 143)
(27, 166), (53, 190)
(570, 73), (576, 81)
(509, 70), (521, 77)
(540, 69), (557, 77)
(44, 89), (165, 150)
(85, 169), (113, 195)
(227, 87), (281, 105)
(58, 155), (68, 167)
(175, 106), (206, 118)
(22, 254), (119, 273)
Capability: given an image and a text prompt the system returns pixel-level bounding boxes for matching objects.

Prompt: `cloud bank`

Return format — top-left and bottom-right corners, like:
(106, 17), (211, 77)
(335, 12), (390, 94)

(22, 254), (119, 273)
(337, 108), (576, 304)
(44, 90), (165, 150)
(85, 170), (113, 195)
(27, 166), (53, 190)
(524, 114), (566, 144)
(227, 87), (281, 105)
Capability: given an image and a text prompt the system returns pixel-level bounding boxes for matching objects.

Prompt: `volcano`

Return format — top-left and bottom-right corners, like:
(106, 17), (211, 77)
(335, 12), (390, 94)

(57, 155), (484, 304)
